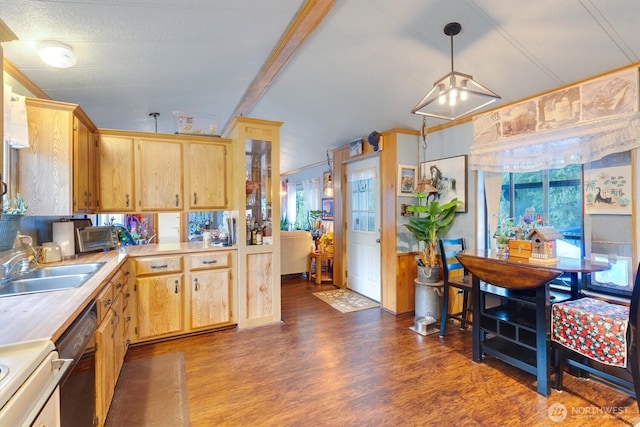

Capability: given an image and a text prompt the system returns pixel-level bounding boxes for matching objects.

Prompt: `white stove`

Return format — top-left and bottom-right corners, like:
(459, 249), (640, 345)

(0, 339), (63, 426)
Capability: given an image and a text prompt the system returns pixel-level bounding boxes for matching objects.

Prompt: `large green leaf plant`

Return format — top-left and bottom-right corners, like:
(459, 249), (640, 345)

(403, 196), (459, 268)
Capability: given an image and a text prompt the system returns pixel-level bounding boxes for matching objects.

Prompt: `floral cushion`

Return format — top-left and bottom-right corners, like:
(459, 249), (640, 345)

(551, 297), (629, 368)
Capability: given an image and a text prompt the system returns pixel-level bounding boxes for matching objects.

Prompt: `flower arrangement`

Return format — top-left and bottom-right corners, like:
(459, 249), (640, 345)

(318, 231), (334, 253)
(494, 206), (541, 243)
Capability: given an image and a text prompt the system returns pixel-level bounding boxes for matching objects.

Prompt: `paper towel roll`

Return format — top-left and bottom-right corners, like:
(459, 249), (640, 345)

(53, 221), (75, 258)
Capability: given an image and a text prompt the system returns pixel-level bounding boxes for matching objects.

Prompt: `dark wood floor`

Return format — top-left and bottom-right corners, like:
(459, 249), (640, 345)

(125, 276), (640, 426)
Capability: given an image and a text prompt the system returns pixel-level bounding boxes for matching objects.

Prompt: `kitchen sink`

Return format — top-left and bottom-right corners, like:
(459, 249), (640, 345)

(16, 262), (105, 280)
(0, 262), (105, 297)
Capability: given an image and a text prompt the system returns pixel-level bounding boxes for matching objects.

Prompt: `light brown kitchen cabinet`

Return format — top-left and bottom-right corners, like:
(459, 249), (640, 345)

(188, 251), (233, 330)
(130, 255), (184, 341)
(94, 264), (130, 427)
(97, 129), (232, 213)
(94, 305), (116, 427)
(97, 132), (136, 212)
(18, 98), (97, 215)
(186, 140), (229, 209)
(226, 116), (282, 329)
(74, 118), (97, 212)
(138, 137), (183, 211)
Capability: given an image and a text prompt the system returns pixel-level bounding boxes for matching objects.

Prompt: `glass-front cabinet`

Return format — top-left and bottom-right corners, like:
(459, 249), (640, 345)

(226, 117), (282, 329)
(245, 140), (272, 245)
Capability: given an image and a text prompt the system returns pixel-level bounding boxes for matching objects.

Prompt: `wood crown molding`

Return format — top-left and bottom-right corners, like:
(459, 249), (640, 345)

(3, 58), (51, 100)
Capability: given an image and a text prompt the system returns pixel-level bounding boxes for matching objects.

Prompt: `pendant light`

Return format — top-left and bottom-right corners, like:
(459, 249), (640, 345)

(412, 22), (500, 121)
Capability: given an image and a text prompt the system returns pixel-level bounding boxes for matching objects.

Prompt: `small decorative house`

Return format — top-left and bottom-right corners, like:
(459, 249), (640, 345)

(526, 226), (564, 261)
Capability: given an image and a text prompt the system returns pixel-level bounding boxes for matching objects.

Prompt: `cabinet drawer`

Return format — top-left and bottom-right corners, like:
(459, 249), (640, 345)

(96, 283), (114, 321)
(111, 269), (126, 294)
(133, 255), (183, 276)
(190, 252), (230, 270)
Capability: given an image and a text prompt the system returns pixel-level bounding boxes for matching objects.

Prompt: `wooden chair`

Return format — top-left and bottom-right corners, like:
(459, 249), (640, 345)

(438, 238), (472, 337)
(552, 262), (640, 409)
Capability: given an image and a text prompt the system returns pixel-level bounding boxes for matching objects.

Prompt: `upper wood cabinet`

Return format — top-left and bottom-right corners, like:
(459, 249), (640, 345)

(74, 118), (98, 212)
(97, 129), (232, 213)
(97, 132), (136, 212)
(186, 140), (229, 210)
(18, 98), (97, 215)
(138, 137), (183, 211)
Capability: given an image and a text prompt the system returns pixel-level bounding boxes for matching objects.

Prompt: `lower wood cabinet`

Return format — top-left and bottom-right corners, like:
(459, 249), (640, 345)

(136, 272), (184, 339)
(188, 252), (233, 330)
(129, 250), (235, 344)
(94, 263), (130, 427)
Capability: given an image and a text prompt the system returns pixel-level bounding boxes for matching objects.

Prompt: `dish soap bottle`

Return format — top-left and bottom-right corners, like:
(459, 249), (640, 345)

(202, 220), (212, 248)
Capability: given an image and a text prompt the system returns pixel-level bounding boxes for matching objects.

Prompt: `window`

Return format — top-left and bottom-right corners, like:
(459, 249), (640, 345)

(498, 164), (583, 258)
(294, 185), (308, 230)
(350, 178), (375, 232)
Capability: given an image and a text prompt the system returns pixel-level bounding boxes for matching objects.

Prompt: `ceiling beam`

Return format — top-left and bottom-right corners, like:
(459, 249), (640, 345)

(221, 0), (335, 136)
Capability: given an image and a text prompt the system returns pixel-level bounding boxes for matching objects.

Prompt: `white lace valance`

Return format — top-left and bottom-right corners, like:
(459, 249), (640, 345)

(471, 67), (639, 172)
(348, 167), (377, 182)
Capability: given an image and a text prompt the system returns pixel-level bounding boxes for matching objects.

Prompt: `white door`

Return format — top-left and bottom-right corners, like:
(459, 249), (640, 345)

(346, 156), (381, 301)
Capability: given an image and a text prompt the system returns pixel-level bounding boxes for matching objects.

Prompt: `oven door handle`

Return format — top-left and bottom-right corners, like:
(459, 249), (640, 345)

(23, 358), (74, 426)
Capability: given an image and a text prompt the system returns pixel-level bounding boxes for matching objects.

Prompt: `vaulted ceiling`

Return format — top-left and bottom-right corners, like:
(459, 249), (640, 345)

(3, 0), (639, 174)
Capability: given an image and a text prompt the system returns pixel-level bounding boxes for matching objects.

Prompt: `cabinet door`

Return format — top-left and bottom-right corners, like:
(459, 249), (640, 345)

(19, 101), (74, 215)
(73, 117), (97, 213)
(139, 138), (183, 211)
(135, 273), (184, 339)
(187, 141), (228, 209)
(190, 269), (231, 329)
(98, 134), (136, 212)
(95, 309), (116, 427)
(112, 292), (126, 379)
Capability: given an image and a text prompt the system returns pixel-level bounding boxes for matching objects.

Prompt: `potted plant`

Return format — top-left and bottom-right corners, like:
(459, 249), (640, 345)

(1, 194), (28, 251)
(403, 196), (459, 282)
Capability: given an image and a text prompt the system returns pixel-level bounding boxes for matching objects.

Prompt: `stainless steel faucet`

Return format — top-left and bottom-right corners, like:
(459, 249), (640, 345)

(0, 250), (30, 281)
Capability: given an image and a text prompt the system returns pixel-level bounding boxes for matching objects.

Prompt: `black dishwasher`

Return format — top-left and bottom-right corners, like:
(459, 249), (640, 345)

(56, 300), (98, 427)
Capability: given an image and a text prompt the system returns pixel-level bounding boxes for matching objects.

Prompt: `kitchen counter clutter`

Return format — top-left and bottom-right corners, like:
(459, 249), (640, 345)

(0, 242), (237, 347)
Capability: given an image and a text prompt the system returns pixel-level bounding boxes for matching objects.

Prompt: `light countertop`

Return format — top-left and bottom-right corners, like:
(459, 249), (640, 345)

(0, 243), (236, 346)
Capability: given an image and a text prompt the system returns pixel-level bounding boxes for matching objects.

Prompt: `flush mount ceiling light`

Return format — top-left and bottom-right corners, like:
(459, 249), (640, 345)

(412, 22), (500, 121)
(38, 41), (77, 68)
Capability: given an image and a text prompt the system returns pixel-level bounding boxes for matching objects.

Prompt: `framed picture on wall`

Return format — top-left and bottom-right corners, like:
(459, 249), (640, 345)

(419, 155), (467, 212)
(349, 139), (363, 157)
(322, 198), (334, 220)
(397, 165), (417, 196)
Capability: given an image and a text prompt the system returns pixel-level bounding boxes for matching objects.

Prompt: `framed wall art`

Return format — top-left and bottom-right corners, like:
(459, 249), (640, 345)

(349, 138), (363, 157)
(584, 164), (632, 215)
(397, 165), (417, 196)
(322, 198), (334, 220)
(419, 155), (467, 212)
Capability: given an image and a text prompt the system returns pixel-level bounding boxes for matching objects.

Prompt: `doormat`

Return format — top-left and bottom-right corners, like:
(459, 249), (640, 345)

(105, 352), (190, 427)
(313, 289), (380, 313)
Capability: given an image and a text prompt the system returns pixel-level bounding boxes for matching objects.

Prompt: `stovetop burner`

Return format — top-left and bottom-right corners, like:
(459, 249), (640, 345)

(0, 364), (7, 383)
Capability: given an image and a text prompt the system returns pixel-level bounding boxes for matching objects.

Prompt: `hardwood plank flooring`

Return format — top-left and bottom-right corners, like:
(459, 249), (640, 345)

(124, 276), (640, 426)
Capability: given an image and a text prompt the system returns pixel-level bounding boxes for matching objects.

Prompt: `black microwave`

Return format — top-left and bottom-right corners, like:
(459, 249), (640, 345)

(76, 226), (118, 253)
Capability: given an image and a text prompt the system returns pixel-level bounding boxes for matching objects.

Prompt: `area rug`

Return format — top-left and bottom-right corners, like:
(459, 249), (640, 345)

(105, 352), (190, 426)
(313, 289), (380, 313)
